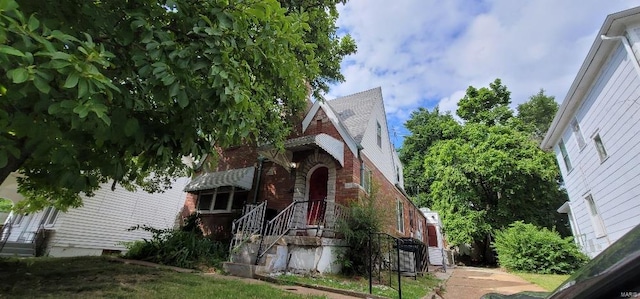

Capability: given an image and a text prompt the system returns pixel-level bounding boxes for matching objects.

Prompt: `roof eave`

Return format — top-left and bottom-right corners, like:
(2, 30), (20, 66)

(542, 7), (640, 150)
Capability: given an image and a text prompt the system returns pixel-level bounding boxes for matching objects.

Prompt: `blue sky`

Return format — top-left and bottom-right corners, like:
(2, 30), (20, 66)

(327, 1), (640, 148)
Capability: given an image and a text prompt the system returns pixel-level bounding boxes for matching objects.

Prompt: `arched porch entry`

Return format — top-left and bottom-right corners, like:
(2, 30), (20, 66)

(307, 166), (328, 225)
(292, 152), (337, 229)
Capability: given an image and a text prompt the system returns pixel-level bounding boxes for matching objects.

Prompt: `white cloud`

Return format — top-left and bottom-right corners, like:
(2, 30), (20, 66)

(331, 0), (640, 146)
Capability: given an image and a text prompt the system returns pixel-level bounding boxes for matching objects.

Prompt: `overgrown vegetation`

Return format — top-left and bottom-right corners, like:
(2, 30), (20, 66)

(123, 214), (227, 270)
(336, 187), (387, 275)
(0, 256), (321, 298)
(493, 221), (588, 274)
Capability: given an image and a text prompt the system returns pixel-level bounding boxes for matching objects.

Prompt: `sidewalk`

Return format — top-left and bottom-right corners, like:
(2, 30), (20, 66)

(442, 267), (546, 299)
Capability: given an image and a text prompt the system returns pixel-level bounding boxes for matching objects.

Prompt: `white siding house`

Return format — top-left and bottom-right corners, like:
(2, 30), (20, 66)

(2, 177), (189, 257)
(542, 7), (640, 258)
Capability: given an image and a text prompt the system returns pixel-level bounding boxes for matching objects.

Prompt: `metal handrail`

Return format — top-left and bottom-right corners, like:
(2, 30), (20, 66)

(255, 199), (347, 263)
(255, 201), (299, 263)
(229, 201), (267, 255)
(0, 215), (13, 252)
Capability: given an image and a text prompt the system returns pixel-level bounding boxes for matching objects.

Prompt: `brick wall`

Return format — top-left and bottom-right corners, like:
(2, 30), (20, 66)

(181, 103), (427, 244)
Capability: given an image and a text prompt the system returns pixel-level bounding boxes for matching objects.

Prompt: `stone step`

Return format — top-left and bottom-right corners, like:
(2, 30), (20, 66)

(0, 242), (35, 257)
(222, 262), (256, 278)
(1, 241), (34, 249)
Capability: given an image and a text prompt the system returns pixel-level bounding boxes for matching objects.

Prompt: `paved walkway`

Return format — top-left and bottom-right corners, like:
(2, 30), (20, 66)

(442, 267), (546, 299)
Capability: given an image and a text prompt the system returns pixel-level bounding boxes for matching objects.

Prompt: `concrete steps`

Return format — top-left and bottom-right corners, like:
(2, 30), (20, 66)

(0, 241), (35, 257)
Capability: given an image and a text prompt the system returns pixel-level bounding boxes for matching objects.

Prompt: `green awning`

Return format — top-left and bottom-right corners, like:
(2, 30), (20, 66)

(184, 166), (255, 192)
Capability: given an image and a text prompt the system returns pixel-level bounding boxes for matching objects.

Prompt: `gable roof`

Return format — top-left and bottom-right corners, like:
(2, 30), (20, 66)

(327, 87), (383, 143)
(542, 6), (640, 150)
(302, 100), (360, 156)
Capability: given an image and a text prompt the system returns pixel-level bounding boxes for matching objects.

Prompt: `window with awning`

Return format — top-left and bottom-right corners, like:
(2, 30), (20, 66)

(183, 166), (255, 192)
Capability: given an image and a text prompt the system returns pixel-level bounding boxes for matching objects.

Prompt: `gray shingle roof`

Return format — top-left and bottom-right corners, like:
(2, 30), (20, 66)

(184, 166), (255, 192)
(327, 87), (382, 143)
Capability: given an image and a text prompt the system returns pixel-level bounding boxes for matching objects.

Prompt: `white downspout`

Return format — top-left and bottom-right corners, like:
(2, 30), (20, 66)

(601, 34), (640, 78)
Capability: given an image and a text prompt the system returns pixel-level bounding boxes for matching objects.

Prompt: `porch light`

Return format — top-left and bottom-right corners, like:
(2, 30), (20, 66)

(290, 162), (299, 169)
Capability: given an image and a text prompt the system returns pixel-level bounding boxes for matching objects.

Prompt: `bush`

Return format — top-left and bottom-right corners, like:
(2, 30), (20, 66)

(493, 221), (588, 274)
(124, 214), (228, 269)
(336, 189), (386, 275)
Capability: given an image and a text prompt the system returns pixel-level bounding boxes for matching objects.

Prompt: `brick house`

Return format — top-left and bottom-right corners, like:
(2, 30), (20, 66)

(182, 87), (429, 273)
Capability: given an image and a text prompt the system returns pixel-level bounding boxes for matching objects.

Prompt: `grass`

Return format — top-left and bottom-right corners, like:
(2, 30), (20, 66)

(277, 272), (440, 299)
(512, 272), (570, 291)
(0, 256), (323, 299)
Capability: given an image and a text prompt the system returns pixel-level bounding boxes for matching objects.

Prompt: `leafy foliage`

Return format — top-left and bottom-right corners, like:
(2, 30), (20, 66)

(124, 215), (227, 269)
(457, 78), (513, 126)
(398, 107), (461, 207)
(400, 79), (570, 263)
(336, 189), (386, 276)
(493, 222), (588, 274)
(424, 124), (566, 245)
(515, 89), (559, 143)
(0, 198), (12, 212)
(0, 0), (355, 212)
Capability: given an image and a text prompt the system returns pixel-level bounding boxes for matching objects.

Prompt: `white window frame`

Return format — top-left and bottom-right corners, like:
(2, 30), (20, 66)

(13, 213), (25, 226)
(361, 165), (372, 194)
(585, 194), (606, 238)
(593, 134), (608, 162)
(197, 187), (247, 214)
(559, 138), (573, 172)
(41, 207), (60, 228)
(396, 199), (405, 233)
(571, 118), (586, 150)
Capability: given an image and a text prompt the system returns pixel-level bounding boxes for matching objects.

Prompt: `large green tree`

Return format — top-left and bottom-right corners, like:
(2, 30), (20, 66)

(457, 78), (512, 126)
(515, 89), (559, 143)
(398, 107), (460, 207)
(424, 124), (567, 261)
(401, 79), (568, 264)
(0, 0), (355, 211)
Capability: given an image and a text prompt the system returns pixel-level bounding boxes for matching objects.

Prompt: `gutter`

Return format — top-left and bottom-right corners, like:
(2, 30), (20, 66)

(252, 157), (266, 204)
(601, 34), (640, 78)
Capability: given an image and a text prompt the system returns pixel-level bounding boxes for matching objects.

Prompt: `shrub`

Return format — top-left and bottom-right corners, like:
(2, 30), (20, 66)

(124, 214), (227, 270)
(493, 221), (588, 274)
(336, 188), (386, 276)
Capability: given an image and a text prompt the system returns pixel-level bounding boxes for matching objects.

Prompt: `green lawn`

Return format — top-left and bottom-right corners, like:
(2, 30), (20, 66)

(512, 272), (570, 291)
(277, 272), (440, 299)
(0, 256), (321, 299)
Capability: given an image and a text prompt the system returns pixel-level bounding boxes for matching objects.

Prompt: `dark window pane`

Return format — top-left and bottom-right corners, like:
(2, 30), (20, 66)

(198, 194), (214, 210)
(213, 192), (231, 210)
(232, 191), (248, 210)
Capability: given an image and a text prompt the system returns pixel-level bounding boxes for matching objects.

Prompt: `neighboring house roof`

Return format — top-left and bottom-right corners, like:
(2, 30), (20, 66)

(327, 87), (383, 143)
(542, 6), (640, 149)
(184, 166), (255, 192)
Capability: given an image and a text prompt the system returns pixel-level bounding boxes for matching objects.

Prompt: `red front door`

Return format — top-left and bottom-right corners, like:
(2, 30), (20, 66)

(307, 167), (328, 225)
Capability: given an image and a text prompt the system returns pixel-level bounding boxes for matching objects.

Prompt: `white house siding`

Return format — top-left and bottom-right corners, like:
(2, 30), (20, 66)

(555, 43), (640, 258)
(46, 177), (189, 257)
(360, 100), (402, 187)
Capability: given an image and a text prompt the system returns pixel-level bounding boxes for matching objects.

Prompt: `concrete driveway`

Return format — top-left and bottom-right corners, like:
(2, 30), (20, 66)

(442, 267), (547, 299)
